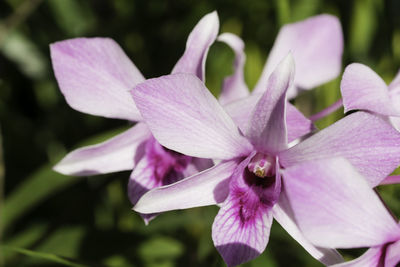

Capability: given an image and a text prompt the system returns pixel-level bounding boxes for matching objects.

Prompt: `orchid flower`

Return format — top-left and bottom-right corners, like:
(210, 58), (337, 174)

(341, 63), (400, 185)
(131, 54), (400, 266)
(51, 12), (219, 220)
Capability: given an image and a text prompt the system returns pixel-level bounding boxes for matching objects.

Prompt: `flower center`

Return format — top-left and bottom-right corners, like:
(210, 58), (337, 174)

(247, 153), (275, 178)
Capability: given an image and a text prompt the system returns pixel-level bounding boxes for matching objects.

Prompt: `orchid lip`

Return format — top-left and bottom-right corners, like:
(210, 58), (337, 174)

(247, 153), (276, 178)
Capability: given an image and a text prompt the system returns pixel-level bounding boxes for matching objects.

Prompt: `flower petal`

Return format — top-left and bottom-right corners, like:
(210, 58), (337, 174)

(379, 175), (400, 185)
(286, 103), (315, 142)
(246, 54), (294, 153)
(224, 94), (313, 143)
(279, 111), (400, 187)
(253, 14), (343, 98)
(282, 157), (400, 248)
(131, 73), (252, 160)
(218, 33), (250, 105)
(50, 38), (144, 121)
(385, 239), (400, 267)
(341, 63), (400, 116)
(172, 11), (219, 81)
(272, 192), (344, 265)
(133, 160), (239, 214)
(331, 247), (383, 267)
(53, 123), (150, 176)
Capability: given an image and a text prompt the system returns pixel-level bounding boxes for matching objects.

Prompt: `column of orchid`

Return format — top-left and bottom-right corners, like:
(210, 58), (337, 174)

(51, 11), (400, 266)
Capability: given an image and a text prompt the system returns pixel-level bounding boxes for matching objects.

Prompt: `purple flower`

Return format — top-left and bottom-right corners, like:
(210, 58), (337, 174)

(51, 12), (220, 219)
(51, 12), (343, 213)
(130, 54), (400, 266)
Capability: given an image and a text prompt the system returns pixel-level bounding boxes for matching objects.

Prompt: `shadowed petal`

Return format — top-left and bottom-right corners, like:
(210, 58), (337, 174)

(272, 192), (344, 265)
(341, 63), (400, 116)
(253, 14), (343, 98)
(172, 11), (219, 81)
(212, 195), (273, 267)
(54, 123), (150, 176)
(224, 94), (313, 142)
(282, 158), (400, 248)
(286, 103), (316, 142)
(50, 38), (144, 121)
(246, 54), (294, 153)
(132, 73), (252, 160)
(133, 160), (239, 214)
(218, 33), (249, 105)
(279, 111), (400, 187)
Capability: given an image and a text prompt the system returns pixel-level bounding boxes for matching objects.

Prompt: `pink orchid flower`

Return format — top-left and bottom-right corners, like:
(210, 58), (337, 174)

(51, 12), (220, 222)
(131, 54), (400, 266)
(51, 12), (343, 215)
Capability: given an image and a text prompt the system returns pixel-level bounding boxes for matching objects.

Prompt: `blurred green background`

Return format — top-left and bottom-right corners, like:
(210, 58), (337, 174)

(1, 0), (400, 266)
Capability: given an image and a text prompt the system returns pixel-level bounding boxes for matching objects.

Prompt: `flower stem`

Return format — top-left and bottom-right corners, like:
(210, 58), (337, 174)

(309, 98), (343, 122)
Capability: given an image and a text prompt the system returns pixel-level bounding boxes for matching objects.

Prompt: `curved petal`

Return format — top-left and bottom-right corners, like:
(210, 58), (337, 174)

(218, 33), (250, 105)
(279, 111), (400, 187)
(133, 160), (239, 214)
(131, 73), (252, 160)
(331, 247), (383, 267)
(224, 94), (313, 142)
(172, 11), (219, 81)
(272, 192), (344, 265)
(50, 38), (144, 121)
(253, 14), (343, 98)
(286, 103), (315, 142)
(53, 123), (150, 176)
(341, 63), (400, 116)
(282, 158), (400, 248)
(212, 155), (277, 266)
(385, 239), (400, 267)
(246, 54), (294, 153)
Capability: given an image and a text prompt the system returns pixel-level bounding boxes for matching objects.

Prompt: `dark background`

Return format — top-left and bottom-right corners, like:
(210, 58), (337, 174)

(1, 0), (400, 266)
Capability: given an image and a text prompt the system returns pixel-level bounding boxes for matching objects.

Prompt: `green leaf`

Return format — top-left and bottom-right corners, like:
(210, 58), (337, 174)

(1, 246), (89, 267)
(274, 0), (290, 26)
